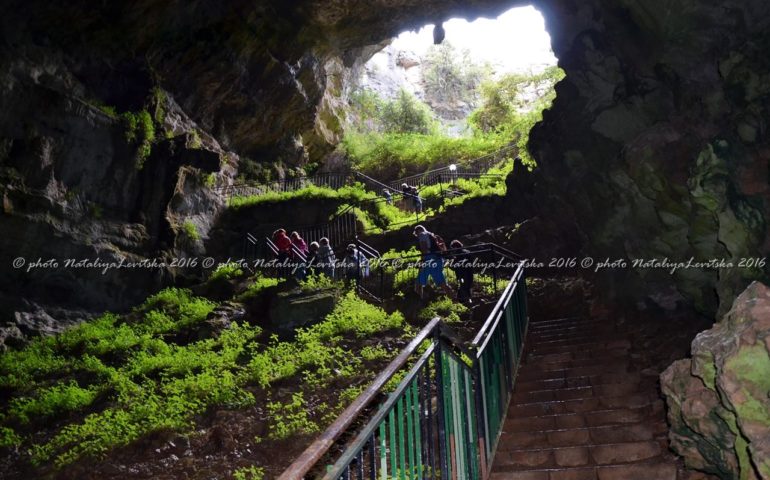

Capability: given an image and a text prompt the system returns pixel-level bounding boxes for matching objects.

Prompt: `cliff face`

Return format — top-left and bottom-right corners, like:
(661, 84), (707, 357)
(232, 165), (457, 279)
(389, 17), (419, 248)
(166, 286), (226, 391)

(530, 0), (770, 315)
(0, 0), (768, 325)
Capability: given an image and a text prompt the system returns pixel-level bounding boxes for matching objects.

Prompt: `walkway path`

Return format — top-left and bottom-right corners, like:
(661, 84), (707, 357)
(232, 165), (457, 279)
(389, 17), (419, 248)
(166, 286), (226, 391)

(491, 315), (681, 480)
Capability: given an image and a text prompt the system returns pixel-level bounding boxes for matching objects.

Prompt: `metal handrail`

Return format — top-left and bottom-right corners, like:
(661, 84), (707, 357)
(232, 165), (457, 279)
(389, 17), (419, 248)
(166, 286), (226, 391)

(388, 144), (516, 189)
(278, 318), (443, 480)
(279, 267), (529, 480)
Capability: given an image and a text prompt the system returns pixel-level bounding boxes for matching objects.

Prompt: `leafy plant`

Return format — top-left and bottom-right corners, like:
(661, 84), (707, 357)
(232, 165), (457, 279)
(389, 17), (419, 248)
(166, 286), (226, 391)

(266, 393), (319, 440)
(182, 220), (200, 242)
(418, 296), (469, 324)
(297, 273), (342, 293)
(123, 109), (156, 169)
(237, 277), (284, 301)
(234, 466), (265, 480)
(9, 381), (100, 425)
(209, 262), (244, 283)
(380, 89), (438, 135)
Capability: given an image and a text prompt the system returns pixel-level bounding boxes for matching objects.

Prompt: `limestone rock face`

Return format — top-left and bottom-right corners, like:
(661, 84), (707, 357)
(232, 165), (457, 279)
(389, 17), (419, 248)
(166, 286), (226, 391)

(0, 35), (235, 326)
(528, 0), (770, 315)
(2, 0), (770, 323)
(661, 281), (770, 479)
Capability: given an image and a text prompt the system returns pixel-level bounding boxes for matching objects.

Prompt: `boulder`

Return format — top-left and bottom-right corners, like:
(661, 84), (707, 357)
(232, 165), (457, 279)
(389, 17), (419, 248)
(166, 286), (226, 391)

(267, 290), (338, 336)
(661, 281), (770, 479)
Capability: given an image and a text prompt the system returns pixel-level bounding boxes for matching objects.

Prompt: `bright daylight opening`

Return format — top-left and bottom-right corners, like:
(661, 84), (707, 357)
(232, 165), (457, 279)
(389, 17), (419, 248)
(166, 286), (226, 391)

(342, 6), (562, 181)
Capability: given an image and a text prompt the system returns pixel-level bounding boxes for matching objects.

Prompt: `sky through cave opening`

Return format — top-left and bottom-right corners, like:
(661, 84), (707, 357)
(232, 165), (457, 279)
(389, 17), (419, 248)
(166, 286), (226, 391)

(343, 6), (562, 178)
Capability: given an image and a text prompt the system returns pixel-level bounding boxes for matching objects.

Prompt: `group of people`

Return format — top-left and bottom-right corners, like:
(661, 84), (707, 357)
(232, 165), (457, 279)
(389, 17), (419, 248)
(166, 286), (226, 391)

(271, 224), (476, 303)
(270, 229), (369, 280)
(381, 184), (422, 213)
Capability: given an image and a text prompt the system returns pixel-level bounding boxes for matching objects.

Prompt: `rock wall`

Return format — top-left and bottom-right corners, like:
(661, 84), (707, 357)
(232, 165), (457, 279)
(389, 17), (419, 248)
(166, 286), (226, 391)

(0, 18), (236, 325)
(661, 281), (770, 479)
(529, 0), (770, 314)
(2, 0), (769, 322)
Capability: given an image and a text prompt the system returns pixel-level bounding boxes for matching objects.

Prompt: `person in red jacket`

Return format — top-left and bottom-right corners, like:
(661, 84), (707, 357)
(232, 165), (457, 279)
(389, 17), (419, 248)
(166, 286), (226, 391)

(272, 229), (292, 277)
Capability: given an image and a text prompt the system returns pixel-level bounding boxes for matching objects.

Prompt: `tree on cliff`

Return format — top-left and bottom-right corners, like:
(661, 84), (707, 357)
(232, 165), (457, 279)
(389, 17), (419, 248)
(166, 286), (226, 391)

(421, 41), (488, 108)
(469, 66), (564, 134)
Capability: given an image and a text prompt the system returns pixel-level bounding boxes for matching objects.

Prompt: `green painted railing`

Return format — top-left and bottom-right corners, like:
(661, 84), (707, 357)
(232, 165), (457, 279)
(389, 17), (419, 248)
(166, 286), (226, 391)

(279, 265), (528, 480)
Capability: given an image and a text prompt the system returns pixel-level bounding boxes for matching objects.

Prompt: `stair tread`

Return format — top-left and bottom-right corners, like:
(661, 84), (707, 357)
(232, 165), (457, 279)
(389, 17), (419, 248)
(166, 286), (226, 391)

(493, 312), (673, 480)
(490, 461), (678, 480)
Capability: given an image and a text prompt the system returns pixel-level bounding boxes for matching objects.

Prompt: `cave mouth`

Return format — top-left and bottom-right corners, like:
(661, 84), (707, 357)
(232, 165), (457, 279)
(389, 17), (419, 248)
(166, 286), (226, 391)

(344, 4), (562, 176)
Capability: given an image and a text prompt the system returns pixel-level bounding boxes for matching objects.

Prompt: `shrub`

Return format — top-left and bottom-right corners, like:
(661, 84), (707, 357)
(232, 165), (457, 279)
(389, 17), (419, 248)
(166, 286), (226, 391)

(380, 89), (438, 135)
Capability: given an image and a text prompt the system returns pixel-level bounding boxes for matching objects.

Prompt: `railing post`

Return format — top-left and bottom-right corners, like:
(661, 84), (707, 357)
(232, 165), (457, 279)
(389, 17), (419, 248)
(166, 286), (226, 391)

(432, 330), (449, 479)
(472, 358), (489, 479)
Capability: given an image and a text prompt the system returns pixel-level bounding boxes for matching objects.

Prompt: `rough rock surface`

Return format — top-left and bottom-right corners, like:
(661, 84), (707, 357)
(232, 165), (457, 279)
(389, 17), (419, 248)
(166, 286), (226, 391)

(661, 281), (770, 479)
(2, 0), (770, 324)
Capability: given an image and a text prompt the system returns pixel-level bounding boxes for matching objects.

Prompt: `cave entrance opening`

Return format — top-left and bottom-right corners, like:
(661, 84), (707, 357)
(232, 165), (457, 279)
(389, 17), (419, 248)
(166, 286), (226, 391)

(344, 5), (562, 182)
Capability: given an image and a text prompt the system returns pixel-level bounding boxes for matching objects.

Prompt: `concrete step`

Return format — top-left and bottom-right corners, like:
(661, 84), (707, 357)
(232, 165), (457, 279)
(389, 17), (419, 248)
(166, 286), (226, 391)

(511, 379), (652, 405)
(520, 352), (635, 372)
(494, 440), (664, 470)
(515, 372), (642, 393)
(515, 363), (634, 383)
(503, 401), (664, 432)
(525, 346), (633, 364)
(526, 339), (632, 356)
(506, 393), (661, 418)
(497, 421), (668, 451)
(489, 461), (677, 480)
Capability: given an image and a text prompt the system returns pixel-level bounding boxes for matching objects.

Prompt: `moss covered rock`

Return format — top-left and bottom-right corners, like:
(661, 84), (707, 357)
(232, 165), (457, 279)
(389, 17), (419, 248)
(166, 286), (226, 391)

(661, 281), (770, 479)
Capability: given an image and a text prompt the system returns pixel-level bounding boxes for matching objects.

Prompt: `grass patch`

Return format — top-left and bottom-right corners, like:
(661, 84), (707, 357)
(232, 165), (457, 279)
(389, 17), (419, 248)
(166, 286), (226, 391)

(343, 131), (508, 180)
(227, 183), (374, 210)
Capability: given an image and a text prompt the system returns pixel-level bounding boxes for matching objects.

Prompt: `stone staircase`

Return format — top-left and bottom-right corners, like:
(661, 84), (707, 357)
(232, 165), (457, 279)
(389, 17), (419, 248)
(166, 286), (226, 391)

(490, 315), (682, 480)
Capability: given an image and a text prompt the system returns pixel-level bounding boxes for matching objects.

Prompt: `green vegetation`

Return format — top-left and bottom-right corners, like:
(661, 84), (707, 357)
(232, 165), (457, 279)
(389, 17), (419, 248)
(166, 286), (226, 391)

(421, 41), (488, 107)
(189, 129), (202, 149)
(0, 288), (233, 467)
(0, 285), (404, 472)
(151, 87), (166, 125)
(234, 466), (265, 480)
(469, 66), (564, 166)
(342, 130), (507, 180)
(266, 393), (319, 440)
(345, 64), (563, 179)
(208, 262), (244, 282)
(244, 291), (404, 389)
(205, 172), (217, 188)
(93, 102), (118, 118)
(237, 277), (284, 301)
(419, 296), (469, 324)
(182, 220), (200, 242)
(380, 89), (438, 135)
(123, 110), (156, 169)
(297, 273), (342, 293)
(227, 183), (373, 210)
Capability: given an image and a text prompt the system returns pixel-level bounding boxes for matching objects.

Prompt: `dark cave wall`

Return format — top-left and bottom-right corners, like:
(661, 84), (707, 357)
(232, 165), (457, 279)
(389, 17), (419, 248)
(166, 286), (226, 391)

(530, 0), (770, 314)
(0, 0), (768, 320)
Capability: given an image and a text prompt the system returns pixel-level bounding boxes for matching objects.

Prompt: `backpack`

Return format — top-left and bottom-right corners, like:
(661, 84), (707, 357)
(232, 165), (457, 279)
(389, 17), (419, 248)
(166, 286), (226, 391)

(430, 233), (447, 253)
